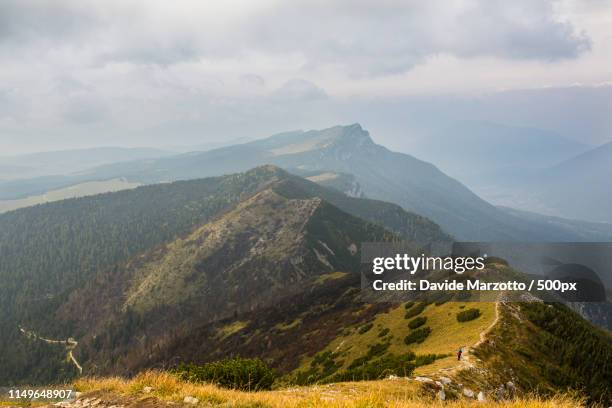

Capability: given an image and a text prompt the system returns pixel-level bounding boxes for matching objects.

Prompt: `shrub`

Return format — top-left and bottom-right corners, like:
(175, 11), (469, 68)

(403, 301), (415, 310)
(404, 302), (426, 319)
(433, 292), (454, 306)
(484, 256), (508, 266)
(295, 349), (445, 385)
(294, 351), (343, 386)
(348, 342), (390, 369)
(455, 291), (472, 301)
(332, 353), (416, 382)
(408, 316), (427, 330)
(358, 322), (374, 334)
(175, 358), (276, 391)
(414, 353), (449, 367)
(311, 351), (337, 367)
(377, 328), (390, 337)
(404, 327), (432, 345)
(456, 308), (481, 322)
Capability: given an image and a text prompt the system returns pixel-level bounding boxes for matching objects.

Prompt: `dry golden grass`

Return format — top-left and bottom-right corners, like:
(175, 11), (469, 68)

(74, 371), (585, 408)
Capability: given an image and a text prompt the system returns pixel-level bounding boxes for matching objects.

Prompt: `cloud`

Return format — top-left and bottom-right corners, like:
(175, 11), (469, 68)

(0, 0), (607, 154)
(0, 1), (94, 41)
(271, 79), (328, 101)
(241, 74), (266, 87)
(0, 0), (591, 75)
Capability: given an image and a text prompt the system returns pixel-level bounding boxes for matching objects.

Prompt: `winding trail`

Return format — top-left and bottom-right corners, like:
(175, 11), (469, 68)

(19, 326), (83, 374)
(459, 301), (500, 370)
(440, 301), (501, 375)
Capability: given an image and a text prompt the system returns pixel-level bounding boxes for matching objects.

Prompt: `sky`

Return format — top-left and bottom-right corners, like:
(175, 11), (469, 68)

(1, 0), (611, 155)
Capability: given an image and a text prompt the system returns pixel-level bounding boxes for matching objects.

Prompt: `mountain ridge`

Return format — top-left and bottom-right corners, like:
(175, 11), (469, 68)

(0, 166), (610, 405)
(2, 124), (609, 241)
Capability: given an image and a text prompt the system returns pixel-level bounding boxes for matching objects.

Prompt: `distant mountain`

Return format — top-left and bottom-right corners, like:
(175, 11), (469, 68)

(403, 120), (588, 190)
(165, 136), (254, 153)
(0, 147), (171, 181)
(1, 124), (610, 241)
(487, 140), (612, 223)
(0, 164), (36, 181)
(533, 141), (612, 223)
(498, 206), (612, 244)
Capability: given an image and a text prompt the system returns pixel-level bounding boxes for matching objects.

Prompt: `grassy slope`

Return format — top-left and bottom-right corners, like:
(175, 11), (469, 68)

(294, 301), (496, 378)
(68, 371), (584, 408)
(473, 301), (612, 405)
(0, 178), (141, 214)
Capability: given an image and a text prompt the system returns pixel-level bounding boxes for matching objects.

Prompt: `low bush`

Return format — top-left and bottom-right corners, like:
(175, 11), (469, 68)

(174, 358), (276, 391)
(408, 316), (427, 330)
(404, 303), (426, 319)
(294, 351), (343, 385)
(358, 322), (374, 334)
(456, 308), (481, 322)
(348, 342), (390, 369)
(377, 328), (390, 337)
(414, 353), (450, 367)
(331, 353), (416, 382)
(433, 292), (454, 306)
(404, 327), (432, 345)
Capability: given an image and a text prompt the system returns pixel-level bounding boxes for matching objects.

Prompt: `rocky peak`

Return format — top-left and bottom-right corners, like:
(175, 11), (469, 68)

(328, 123), (374, 147)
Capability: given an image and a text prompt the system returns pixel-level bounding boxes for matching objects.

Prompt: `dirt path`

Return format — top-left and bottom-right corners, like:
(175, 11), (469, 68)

(19, 326), (83, 374)
(461, 301), (499, 368)
(441, 301), (501, 374)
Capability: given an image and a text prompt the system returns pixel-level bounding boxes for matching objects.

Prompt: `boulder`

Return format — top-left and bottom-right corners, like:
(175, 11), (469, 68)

(439, 377), (452, 385)
(495, 384), (505, 400)
(506, 381), (516, 399)
(183, 396), (199, 405)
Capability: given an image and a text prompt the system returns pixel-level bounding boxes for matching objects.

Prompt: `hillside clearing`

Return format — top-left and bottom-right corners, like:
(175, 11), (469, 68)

(0, 178), (141, 214)
(294, 301), (497, 379)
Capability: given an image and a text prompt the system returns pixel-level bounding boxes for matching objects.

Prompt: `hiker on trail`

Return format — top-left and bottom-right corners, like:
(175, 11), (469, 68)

(457, 348), (463, 361)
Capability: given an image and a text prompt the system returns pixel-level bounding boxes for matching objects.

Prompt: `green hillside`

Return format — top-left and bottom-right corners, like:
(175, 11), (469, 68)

(0, 165), (446, 384)
(0, 165), (610, 406)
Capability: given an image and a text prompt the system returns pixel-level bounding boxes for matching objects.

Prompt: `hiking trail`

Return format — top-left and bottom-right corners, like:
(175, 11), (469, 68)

(19, 326), (83, 374)
(440, 301), (501, 375)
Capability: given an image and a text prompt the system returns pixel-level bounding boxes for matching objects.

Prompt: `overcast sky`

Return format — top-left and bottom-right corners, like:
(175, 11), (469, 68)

(1, 0), (611, 155)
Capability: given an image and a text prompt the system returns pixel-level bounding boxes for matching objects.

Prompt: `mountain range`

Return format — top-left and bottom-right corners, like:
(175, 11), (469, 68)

(0, 166), (447, 382)
(403, 121), (612, 224)
(528, 141), (612, 223)
(403, 120), (589, 189)
(0, 165), (609, 404)
(0, 147), (172, 181)
(1, 124), (611, 242)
